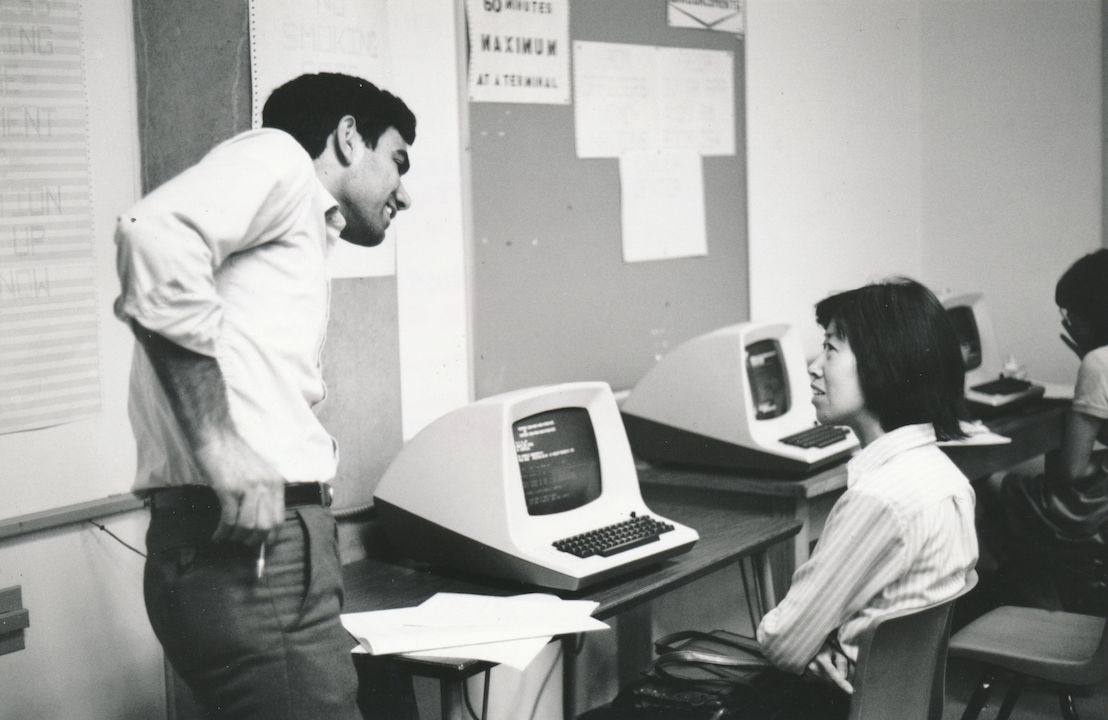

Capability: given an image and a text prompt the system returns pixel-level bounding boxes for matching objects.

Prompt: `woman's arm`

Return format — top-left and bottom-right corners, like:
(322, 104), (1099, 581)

(1055, 410), (1106, 483)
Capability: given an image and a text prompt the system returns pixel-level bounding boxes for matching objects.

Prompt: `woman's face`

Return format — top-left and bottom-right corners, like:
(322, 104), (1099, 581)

(1060, 306), (1095, 357)
(808, 321), (868, 429)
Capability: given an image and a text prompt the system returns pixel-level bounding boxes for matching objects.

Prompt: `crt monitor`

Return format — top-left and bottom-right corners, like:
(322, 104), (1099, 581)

(373, 381), (699, 591)
(941, 291), (1043, 411)
(620, 321), (858, 477)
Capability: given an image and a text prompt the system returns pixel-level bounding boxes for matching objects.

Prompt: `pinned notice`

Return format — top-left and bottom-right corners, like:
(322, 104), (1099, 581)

(466, 0), (571, 104)
(667, 0), (745, 35)
(620, 150), (706, 264)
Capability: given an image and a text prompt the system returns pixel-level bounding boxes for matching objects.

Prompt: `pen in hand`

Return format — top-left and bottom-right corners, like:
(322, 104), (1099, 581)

(256, 543), (266, 580)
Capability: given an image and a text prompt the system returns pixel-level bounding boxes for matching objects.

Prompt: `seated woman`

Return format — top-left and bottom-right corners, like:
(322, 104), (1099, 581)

(756, 277), (979, 719)
(983, 248), (1108, 612)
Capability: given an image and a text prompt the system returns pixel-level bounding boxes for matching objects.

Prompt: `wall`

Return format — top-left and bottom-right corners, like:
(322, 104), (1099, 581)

(920, 0), (1101, 385)
(747, 0), (1101, 387)
(0, 2), (161, 719)
(746, 0), (924, 355)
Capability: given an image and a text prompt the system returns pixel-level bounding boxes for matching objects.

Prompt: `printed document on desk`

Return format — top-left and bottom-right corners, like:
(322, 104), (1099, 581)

(342, 593), (609, 669)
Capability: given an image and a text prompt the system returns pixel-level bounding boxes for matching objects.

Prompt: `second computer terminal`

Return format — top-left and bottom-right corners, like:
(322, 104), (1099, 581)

(620, 321), (859, 477)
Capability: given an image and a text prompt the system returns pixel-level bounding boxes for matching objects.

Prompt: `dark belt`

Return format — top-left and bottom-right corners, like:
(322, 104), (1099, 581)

(149, 482), (334, 512)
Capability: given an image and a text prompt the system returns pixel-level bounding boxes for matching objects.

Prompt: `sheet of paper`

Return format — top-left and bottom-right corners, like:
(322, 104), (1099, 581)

(0, 3), (102, 434)
(351, 635), (551, 670)
(340, 593), (608, 656)
(620, 151), (706, 263)
(573, 41), (735, 158)
(1040, 381), (1075, 401)
(667, 0), (745, 35)
(465, 0), (570, 104)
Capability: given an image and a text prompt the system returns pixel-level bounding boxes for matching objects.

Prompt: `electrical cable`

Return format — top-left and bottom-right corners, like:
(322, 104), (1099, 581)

(86, 519), (147, 558)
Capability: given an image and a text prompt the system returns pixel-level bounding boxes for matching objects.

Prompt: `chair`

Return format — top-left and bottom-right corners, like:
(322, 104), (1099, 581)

(949, 600), (1108, 720)
(847, 571), (979, 720)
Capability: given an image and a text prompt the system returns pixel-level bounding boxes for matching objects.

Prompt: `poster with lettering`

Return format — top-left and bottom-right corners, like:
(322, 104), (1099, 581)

(0, 0), (102, 434)
(248, 0), (396, 278)
(667, 0), (744, 35)
(466, 0), (570, 104)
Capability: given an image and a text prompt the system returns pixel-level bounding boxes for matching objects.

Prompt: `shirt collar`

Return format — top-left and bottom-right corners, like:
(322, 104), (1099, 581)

(318, 184), (345, 250)
(846, 423), (937, 488)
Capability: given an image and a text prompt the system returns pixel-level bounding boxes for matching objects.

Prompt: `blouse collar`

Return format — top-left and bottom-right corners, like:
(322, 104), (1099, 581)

(846, 423), (937, 488)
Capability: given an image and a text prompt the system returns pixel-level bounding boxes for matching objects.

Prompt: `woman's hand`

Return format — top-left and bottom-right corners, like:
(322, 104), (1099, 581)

(806, 642), (854, 694)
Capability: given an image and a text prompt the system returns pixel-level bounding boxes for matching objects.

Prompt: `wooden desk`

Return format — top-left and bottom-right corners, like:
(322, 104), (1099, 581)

(639, 400), (1069, 592)
(342, 485), (802, 720)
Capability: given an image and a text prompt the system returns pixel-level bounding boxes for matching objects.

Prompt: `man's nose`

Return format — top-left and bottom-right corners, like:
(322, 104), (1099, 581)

(395, 183), (411, 211)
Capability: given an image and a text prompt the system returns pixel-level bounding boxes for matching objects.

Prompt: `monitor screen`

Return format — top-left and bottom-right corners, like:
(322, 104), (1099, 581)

(947, 306), (983, 372)
(746, 339), (790, 420)
(514, 408), (602, 516)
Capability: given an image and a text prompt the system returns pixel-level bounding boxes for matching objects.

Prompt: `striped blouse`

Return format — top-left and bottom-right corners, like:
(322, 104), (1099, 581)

(757, 423), (978, 675)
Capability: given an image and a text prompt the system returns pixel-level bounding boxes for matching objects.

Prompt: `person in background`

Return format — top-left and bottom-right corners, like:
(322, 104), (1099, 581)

(114, 73), (415, 719)
(756, 277), (979, 719)
(981, 248), (1108, 613)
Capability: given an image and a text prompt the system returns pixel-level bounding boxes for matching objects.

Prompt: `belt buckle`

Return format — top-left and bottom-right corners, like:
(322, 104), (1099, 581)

(320, 482), (334, 508)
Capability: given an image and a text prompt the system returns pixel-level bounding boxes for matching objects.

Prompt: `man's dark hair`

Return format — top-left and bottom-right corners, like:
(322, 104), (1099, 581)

(815, 277), (967, 440)
(1056, 248), (1108, 349)
(262, 72), (416, 158)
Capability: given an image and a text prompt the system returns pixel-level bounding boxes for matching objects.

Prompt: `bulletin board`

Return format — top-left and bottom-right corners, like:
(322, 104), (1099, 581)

(470, 0), (749, 398)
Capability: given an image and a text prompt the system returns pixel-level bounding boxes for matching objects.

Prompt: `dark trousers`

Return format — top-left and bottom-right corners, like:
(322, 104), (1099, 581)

(144, 502), (362, 720)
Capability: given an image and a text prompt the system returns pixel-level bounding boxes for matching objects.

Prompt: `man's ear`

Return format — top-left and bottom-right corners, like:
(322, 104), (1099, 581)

(333, 115), (360, 166)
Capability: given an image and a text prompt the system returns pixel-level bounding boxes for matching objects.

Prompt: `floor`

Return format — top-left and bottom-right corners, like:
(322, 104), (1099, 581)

(943, 659), (1108, 720)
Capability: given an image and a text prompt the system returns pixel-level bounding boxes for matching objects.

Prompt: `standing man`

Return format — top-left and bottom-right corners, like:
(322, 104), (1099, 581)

(114, 73), (415, 719)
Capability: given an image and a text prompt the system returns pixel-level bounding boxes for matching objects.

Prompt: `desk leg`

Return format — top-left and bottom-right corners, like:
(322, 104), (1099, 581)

(440, 677), (466, 720)
(617, 603), (653, 687)
(562, 635), (578, 720)
(768, 496), (809, 599)
(757, 550), (777, 610)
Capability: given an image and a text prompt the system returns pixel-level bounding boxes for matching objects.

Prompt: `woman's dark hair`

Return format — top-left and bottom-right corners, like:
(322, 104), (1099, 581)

(262, 72), (416, 158)
(815, 277), (967, 440)
(1055, 248), (1108, 349)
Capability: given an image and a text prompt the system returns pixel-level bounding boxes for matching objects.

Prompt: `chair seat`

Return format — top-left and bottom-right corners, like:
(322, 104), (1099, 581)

(949, 605), (1106, 685)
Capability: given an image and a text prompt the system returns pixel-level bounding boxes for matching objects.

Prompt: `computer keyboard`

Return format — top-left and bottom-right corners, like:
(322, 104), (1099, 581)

(970, 376), (1034, 396)
(553, 515), (676, 558)
(779, 424), (850, 449)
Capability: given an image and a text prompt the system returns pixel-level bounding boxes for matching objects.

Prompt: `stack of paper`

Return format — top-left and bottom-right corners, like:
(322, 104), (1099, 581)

(341, 593), (609, 670)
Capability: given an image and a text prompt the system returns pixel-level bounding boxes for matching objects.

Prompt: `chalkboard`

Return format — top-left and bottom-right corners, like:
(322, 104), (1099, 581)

(471, 0), (749, 398)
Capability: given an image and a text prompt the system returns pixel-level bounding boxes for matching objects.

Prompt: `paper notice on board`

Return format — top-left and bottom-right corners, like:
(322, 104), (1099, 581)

(248, 0), (396, 279)
(619, 151), (706, 263)
(667, 0), (745, 35)
(466, 0), (570, 104)
(573, 42), (734, 159)
(0, 1), (102, 434)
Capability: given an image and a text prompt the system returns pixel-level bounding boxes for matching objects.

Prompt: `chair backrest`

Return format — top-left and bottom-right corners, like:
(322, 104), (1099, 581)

(847, 571), (979, 720)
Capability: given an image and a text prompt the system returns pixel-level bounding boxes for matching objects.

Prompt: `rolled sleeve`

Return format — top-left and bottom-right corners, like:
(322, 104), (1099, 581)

(757, 491), (906, 674)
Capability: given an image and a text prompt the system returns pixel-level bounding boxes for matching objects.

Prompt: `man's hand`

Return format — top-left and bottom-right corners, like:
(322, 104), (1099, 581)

(196, 433), (285, 547)
(129, 322), (286, 547)
(806, 643), (854, 694)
